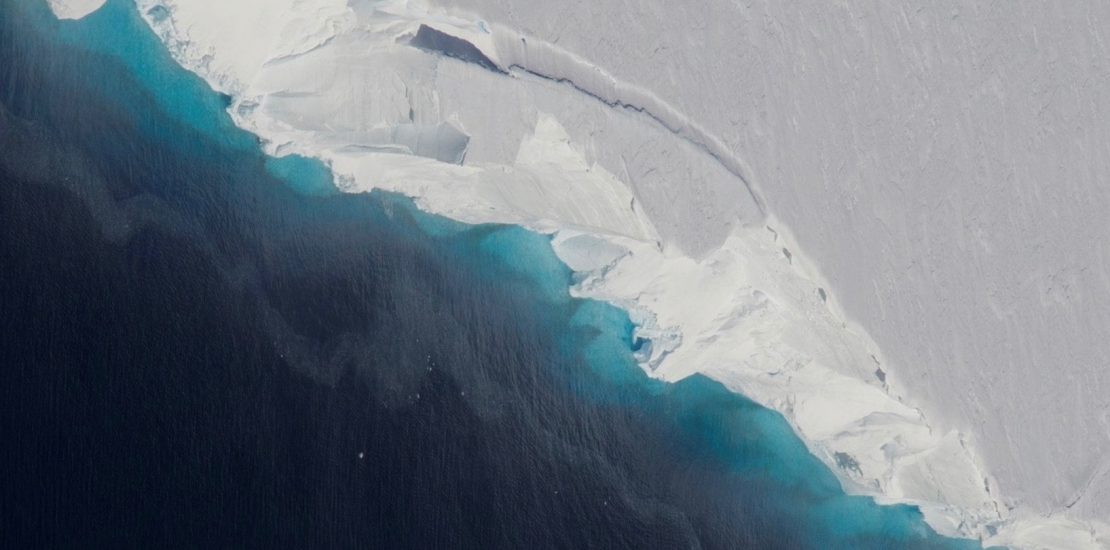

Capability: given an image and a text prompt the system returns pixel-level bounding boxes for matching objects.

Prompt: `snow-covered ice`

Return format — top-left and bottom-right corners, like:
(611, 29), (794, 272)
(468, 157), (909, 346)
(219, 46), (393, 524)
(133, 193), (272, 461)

(52, 0), (1110, 547)
(45, 0), (106, 20)
(422, 0), (1110, 530)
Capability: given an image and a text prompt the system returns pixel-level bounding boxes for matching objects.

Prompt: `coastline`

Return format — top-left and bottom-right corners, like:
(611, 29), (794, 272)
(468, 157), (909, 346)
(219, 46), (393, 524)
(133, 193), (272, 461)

(56, 0), (1108, 547)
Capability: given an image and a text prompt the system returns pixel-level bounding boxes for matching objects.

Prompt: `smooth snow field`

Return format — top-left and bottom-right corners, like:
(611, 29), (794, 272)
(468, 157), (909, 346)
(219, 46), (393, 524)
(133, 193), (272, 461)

(29, 0), (1110, 548)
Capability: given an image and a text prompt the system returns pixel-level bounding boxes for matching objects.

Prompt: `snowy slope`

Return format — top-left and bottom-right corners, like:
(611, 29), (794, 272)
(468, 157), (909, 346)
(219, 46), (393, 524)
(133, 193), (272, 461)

(54, 0), (1110, 547)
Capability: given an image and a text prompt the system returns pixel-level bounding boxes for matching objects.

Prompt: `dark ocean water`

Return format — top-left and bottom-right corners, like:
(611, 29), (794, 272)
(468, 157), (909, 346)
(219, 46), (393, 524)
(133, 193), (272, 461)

(0, 2), (982, 548)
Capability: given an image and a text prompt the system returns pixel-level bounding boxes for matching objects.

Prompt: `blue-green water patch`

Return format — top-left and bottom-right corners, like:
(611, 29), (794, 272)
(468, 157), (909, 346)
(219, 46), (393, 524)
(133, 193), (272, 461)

(265, 154), (339, 196)
(30, 0), (247, 148)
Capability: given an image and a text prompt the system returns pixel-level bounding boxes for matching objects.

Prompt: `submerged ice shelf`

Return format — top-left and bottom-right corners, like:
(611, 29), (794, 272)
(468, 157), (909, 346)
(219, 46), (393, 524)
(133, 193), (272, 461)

(61, 0), (1110, 547)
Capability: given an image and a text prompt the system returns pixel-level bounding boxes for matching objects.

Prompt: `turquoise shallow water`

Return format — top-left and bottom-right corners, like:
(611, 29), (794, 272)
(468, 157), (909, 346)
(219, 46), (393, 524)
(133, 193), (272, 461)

(0, 1), (986, 548)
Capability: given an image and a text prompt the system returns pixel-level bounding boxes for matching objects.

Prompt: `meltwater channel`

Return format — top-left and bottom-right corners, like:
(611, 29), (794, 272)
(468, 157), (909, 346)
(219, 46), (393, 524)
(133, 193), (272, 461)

(0, 1), (983, 548)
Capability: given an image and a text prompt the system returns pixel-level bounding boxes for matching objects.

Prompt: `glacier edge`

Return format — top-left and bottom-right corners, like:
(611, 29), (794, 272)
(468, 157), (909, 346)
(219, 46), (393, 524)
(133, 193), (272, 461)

(53, 0), (1110, 548)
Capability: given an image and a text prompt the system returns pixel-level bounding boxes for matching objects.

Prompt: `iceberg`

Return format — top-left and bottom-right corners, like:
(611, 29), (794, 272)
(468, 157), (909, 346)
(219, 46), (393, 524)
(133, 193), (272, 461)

(45, 0), (106, 20)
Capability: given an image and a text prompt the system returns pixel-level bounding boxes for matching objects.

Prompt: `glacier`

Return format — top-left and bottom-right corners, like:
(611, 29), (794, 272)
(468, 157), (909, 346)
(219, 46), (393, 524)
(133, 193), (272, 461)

(58, 0), (1110, 547)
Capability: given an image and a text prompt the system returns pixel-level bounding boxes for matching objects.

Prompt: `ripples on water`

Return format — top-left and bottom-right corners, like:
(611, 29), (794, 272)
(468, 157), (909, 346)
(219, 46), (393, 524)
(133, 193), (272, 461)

(0, 1), (980, 548)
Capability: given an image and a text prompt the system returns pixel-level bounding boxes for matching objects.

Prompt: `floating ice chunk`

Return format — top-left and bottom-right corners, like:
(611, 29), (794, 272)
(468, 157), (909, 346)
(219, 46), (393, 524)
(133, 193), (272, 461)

(551, 232), (628, 274)
(46, 0), (106, 20)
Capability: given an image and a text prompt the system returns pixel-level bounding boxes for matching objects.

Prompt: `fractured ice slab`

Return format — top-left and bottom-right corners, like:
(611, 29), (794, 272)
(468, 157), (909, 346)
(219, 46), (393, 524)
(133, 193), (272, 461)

(410, 24), (504, 74)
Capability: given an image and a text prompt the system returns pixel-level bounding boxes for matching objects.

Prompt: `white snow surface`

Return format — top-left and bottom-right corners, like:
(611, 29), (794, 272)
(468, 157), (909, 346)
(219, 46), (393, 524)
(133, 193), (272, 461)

(45, 0), (105, 20)
(55, 0), (1110, 547)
